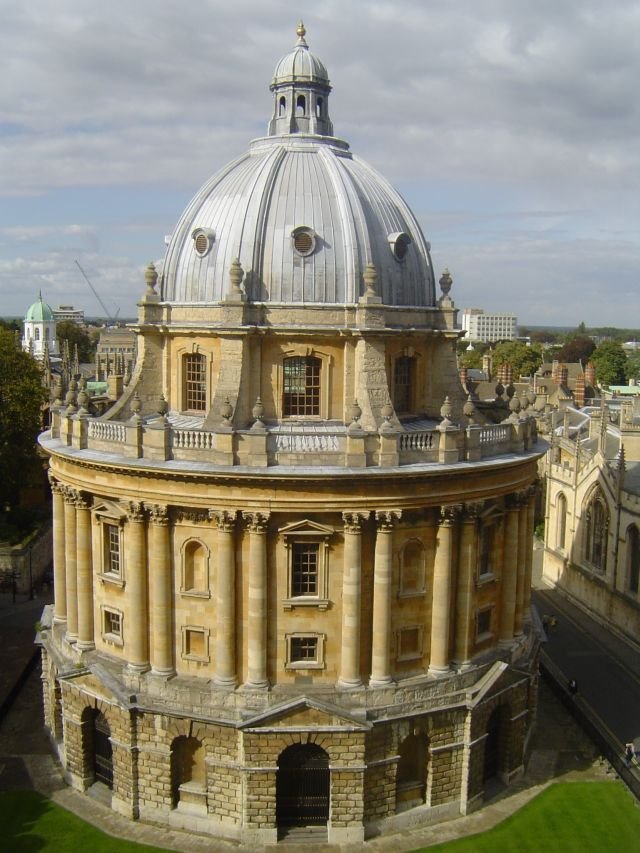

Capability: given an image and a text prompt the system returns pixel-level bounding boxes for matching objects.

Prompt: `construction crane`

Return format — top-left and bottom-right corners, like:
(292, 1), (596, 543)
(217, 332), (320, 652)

(74, 260), (121, 324)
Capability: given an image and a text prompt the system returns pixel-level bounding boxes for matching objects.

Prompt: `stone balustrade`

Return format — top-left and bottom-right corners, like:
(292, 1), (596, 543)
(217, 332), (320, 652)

(48, 408), (540, 469)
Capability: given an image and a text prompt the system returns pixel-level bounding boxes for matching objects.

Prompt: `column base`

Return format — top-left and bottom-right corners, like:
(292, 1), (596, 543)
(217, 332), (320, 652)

(65, 632), (78, 644)
(214, 676), (238, 688)
(337, 678), (363, 690)
(75, 641), (95, 652)
(369, 676), (394, 688)
(150, 667), (175, 678)
(53, 615), (67, 625)
(241, 680), (269, 690)
(126, 662), (150, 674)
(428, 664), (450, 677)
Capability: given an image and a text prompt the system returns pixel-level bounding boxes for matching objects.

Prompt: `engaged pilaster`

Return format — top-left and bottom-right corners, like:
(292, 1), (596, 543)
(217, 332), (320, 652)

(211, 510), (238, 687)
(370, 510), (400, 687)
(243, 512), (270, 689)
(339, 512), (368, 688)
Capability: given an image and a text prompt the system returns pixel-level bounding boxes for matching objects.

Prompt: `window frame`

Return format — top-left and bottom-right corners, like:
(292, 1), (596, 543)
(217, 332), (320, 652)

(94, 504), (126, 588)
(476, 606), (493, 642)
(280, 519), (333, 610)
(182, 352), (208, 413)
(285, 632), (326, 670)
(282, 354), (322, 417)
(396, 625), (423, 662)
(181, 625), (210, 663)
(179, 538), (211, 599)
(584, 491), (609, 573)
(101, 605), (124, 647)
(393, 355), (416, 415)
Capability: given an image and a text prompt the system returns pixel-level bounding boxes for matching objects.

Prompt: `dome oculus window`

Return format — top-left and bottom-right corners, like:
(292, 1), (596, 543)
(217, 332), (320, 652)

(388, 231), (412, 262)
(191, 228), (215, 258)
(291, 226), (316, 257)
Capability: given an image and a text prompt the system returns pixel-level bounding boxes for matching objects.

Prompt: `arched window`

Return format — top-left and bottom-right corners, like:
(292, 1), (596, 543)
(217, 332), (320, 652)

(171, 736), (206, 809)
(399, 540), (425, 595)
(283, 356), (321, 417)
(279, 96), (286, 116)
(627, 525), (640, 594)
(396, 732), (427, 812)
(316, 97), (323, 118)
(183, 353), (207, 412)
(182, 540), (207, 593)
(556, 493), (567, 550)
(584, 491), (609, 572)
(35, 327), (40, 341)
(296, 94), (306, 116)
(393, 356), (415, 414)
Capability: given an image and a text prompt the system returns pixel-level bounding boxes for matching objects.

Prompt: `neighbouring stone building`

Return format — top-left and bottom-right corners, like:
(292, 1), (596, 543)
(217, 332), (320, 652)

(39, 25), (544, 845)
(543, 401), (640, 646)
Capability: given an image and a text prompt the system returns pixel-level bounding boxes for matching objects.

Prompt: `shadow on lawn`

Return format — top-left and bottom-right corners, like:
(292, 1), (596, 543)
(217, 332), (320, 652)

(0, 790), (52, 851)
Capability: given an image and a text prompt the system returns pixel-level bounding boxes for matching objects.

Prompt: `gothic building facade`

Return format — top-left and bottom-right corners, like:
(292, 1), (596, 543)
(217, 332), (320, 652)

(40, 26), (543, 844)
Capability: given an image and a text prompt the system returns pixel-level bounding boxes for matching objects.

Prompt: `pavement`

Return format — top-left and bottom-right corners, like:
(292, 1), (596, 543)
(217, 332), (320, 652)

(0, 572), (628, 852)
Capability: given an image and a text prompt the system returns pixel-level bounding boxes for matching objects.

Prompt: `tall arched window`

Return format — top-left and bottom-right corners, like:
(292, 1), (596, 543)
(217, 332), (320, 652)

(182, 540), (208, 593)
(584, 491), (609, 572)
(296, 94), (306, 116)
(393, 356), (415, 414)
(316, 97), (323, 118)
(556, 493), (567, 550)
(183, 353), (207, 412)
(279, 96), (286, 116)
(627, 525), (640, 594)
(283, 356), (321, 417)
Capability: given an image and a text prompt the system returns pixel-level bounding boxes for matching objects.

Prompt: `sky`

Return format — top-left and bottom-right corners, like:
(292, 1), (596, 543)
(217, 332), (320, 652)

(1, 0), (639, 326)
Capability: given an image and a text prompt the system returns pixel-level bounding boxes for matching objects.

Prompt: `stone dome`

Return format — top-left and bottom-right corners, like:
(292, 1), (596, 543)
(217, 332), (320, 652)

(25, 294), (54, 322)
(160, 26), (436, 309)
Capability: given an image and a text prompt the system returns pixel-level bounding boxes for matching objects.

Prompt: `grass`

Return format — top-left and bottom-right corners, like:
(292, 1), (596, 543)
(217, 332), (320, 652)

(419, 782), (640, 852)
(0, 791), (171, 852)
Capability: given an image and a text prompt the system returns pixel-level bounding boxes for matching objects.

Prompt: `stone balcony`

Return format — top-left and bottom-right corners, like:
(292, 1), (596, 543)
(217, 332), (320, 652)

(46, 406), (540, 471)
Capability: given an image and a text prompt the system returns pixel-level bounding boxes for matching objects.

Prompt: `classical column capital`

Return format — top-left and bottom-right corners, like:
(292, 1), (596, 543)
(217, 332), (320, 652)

(127, 500), (146, 523)
(461, 501), (483, 521)
(48, 470), (64, 495)
(173, 507), (210, 524)
(65, 487), (91, 509)
(243, 511), (270, 533)
(209, 509), (237, 531)
(146, 503), (169, 525)
(440, 504), (461, 525)
(342, 511), (369, 532)
(375, 510), (401, 531)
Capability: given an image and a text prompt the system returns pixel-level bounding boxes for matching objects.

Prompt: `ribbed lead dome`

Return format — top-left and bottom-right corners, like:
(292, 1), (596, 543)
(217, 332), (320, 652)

(160, 26), (436, 308)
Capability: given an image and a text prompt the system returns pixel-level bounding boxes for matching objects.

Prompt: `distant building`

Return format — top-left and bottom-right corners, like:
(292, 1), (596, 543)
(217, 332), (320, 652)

(53, 304), (85, 325)
(95, 327), (137, 378)
(22, 294), (59, 358)
(462, 308), (517, 343)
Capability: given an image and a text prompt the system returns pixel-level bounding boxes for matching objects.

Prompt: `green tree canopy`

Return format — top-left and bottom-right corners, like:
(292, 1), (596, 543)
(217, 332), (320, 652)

(556, 335), (596, 364)
(591, 340), (627, 387)
(0, 330), (47, 512)
(492, 340), (543, 379)
(56, 320), (95, 363)
(625, 351), (640, 383)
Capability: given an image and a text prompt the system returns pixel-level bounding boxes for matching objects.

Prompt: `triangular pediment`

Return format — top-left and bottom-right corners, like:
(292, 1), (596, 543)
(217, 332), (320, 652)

(278, 519), (334, 537)
(239, 696), (370, 731)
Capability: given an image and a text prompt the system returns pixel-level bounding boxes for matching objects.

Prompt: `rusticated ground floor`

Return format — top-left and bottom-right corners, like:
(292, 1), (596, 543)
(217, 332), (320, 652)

(41, 643), (539, 845)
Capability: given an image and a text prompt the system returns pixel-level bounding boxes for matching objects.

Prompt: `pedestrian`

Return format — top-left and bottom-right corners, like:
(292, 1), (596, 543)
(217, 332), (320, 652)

(568, 678), (578, 695)
(625, 743), (634, 767)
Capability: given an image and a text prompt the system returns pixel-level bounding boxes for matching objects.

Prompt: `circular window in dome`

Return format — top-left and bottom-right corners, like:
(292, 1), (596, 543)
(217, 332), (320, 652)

(291, 226), (316, 257)
(192, 228), (215, 257)
(388, 231), (412, 262)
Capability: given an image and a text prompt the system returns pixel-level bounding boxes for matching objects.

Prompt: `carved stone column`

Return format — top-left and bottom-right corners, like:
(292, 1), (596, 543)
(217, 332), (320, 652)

(429, 506), (457, 674)
(211, 510), (237, 687)
(499, 497), (520, 645)
(339, 512), (368, 688)
(243, 512), (269, 689)
(370, 510), (400, 687)
(75, 492), (94, 651)
(147, 504), (173, 676)
(49, 474), (67, 623)
(453, 503), (480, 668)
(515, 491), (529, 635)
(63, 489), (78, 643)
(126, 502), (149, 672)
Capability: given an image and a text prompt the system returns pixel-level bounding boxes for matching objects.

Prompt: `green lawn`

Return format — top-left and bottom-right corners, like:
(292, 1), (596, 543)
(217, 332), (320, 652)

(419, 782), (640, 852)
(0, 791), (171, 852)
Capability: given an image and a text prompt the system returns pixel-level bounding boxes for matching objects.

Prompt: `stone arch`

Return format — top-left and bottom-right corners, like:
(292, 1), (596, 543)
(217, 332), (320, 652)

(556, 492), (567, 550)
(583, 486), (609, 572)
(81, 705), (113, 790)
(170, 735), (206, 810)
(276, 742), (330, 830)
(181, 538), (209, 592)
(395, 731), (428, 812)
(483, 704), (511, 784)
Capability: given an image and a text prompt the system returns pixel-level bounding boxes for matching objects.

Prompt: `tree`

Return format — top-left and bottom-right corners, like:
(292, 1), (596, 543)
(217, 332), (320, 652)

(626, 351), (640, 383)
(591, 340), (627, 387)
(56, 320), (95, 363)
(492, 340), (543, 379)
(0, 330), (47, 512)
(556, 335), (596, 364)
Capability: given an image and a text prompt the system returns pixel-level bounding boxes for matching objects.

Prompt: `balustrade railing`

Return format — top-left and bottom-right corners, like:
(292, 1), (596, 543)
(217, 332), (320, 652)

(87, 421), (126, 443)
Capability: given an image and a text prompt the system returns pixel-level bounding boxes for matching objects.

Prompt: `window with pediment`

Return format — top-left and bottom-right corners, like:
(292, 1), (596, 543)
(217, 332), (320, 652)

(94, 502), (126, 587)
(280, 519), (333, 609)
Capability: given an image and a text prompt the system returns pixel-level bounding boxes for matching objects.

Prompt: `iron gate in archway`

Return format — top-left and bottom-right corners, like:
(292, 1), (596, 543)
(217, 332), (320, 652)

(94, 712), (113, 789)
(276, 743), (330, 827)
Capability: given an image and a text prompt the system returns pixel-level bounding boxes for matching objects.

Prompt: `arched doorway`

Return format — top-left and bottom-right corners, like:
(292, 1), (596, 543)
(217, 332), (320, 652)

(171, 735), (206, 811)
(483, 706), (507, 783)
(276, 743), (330, 829)
(396, 732), (427, 812)
(82, 708), (113, 789)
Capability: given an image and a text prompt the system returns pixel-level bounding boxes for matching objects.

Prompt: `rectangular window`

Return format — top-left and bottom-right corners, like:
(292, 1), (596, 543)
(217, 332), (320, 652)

(102, 607), (123, 644)
(105, 523), (121, 576)
(285, 632), (325, 669)
(182, 626), (210, 662)
(283, 356), (320, 417)
(397, 626), (423, 661)
(292, 542), (318, 596)
(394, 356), (414, 413)
(184, 354), (207, 412)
